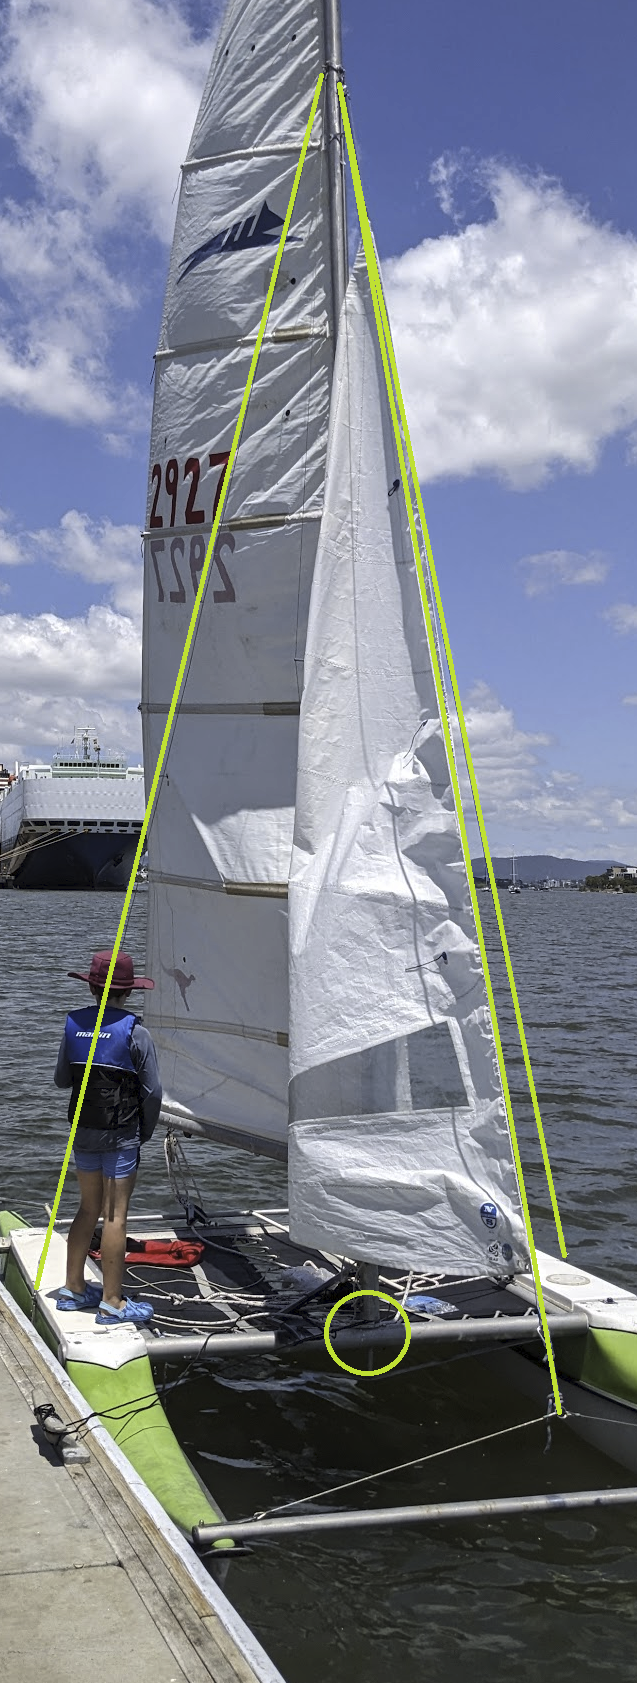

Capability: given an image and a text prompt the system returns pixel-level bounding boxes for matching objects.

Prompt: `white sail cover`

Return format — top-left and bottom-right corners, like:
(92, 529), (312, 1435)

(287, 253), (530, 1274)
(142, 0), (334, 1154)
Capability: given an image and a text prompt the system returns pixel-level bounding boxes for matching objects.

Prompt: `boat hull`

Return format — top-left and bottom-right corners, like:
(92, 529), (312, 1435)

(491, 1342), (637, 1472)
(10, 830), (140, 890)
(504, 1249), (637, 1471)
(0, 1212), (230, 1543)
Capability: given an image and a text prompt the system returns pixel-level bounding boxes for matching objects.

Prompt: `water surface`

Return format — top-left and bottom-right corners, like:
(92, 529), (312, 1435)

(2, 886), (637, 1682)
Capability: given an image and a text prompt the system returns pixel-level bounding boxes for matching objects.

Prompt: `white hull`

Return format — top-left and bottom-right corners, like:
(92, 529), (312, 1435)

(503, 1249), (637, 1471)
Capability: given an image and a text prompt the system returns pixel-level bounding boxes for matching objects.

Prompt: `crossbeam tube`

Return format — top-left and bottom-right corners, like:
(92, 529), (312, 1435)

(146, 1309), (588, 1365)
(194, 1479), (637, 1547)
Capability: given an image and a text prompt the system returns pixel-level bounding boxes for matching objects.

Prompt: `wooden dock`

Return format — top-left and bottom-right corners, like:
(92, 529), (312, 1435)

(0, 1279), (284, 1683)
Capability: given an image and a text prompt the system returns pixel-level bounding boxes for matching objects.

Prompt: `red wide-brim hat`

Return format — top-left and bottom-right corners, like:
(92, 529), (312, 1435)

(68, 949), (154, 990)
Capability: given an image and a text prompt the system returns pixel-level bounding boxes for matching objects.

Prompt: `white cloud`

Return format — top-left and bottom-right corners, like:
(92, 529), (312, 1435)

(0, 506), (143, 616)
(0, 335), (116, 427)
(0, 197), (139, 425)
(518, 549), (610, 596)
(0, 505), (145, 759)
(623, 694), (637, 706)
(0, 509), (23, 566)
(604, 602), (637, 634)
(0, 695), (141, 767)
(458, 682), (637, 850)
(0, 0), (211, 432)
(31, 510), (143, 619)
(385, 159), (637, 487)
(0, 605), (141, 699)
(0, 0), (209, 239)
(459, 681), (553, 808)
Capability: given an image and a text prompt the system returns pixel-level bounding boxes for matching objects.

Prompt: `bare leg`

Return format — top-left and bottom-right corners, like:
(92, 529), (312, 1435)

(100, 1170), (137, 1309)
(66, 1169), (104, 1294)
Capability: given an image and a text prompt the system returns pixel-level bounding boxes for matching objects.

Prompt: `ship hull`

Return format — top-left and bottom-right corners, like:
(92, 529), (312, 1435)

(0, 770), (144, 889)
(10, 829), (141, 890)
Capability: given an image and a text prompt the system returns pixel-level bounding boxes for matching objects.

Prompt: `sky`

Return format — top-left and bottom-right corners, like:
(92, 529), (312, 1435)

(0, 0), (636, 858)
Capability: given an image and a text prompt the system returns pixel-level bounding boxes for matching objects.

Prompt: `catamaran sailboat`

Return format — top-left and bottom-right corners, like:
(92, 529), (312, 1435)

(5, 0), (637, 1574)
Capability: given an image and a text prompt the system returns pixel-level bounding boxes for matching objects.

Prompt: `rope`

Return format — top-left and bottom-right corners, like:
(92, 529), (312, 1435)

(251, 1409), (558, 1522)
(568, 1411), (637, 1431)
(163, 1129), (208, 1225)
(49, 1332), (231, 1444)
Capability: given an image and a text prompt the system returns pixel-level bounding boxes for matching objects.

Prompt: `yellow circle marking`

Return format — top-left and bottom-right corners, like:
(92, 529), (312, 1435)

(323, 1290), (412, 1377)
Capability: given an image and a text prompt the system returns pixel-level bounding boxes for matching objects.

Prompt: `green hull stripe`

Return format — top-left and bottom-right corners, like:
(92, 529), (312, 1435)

(556, 1326), (637, 1410)
(66, 1352), (227, 1535)
(0, 1211), (229, 1541)
(0, 1211), (30, 1238)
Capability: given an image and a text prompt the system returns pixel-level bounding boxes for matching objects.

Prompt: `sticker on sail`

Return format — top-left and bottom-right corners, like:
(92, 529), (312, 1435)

(178, 201), (300, 282)
(501, 1242), (514, 1263)
(480, 1202), (499, 1230)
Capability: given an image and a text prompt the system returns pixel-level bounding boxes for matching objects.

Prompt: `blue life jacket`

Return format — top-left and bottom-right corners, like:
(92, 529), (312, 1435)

(65, 1006), (141, 1143)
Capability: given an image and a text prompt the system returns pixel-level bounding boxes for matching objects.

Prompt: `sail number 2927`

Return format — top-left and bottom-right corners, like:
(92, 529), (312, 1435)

(150, 532), (235, 605)
(148, 452), (235, 604)
(150, 452), (229, 530)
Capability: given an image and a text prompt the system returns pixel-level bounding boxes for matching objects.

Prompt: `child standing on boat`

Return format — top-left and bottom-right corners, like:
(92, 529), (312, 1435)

(53, 949), (162, 1326)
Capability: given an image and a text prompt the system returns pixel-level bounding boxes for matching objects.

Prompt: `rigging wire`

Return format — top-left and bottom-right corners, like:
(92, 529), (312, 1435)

(247, 1410), (560, 1524)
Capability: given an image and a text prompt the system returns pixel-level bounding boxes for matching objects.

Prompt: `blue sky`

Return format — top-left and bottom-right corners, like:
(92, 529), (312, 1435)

(0, 0), (636, 858)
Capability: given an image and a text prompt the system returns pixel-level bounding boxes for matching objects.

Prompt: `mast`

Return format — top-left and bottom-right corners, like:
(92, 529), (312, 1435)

(323, 0), (348, 341)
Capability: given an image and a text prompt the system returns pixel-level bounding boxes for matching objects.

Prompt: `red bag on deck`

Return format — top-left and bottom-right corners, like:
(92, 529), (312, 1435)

(89, 1237), (205, 1267)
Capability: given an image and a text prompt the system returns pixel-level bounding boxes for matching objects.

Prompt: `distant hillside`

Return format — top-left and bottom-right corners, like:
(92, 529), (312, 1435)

(471, 855), (624, 883)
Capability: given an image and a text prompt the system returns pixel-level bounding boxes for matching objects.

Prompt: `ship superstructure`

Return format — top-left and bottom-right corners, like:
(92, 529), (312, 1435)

(0, 730), (144, 889)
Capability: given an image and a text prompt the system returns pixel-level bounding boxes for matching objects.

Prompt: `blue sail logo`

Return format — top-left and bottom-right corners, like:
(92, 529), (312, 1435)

(178, 200), (299, 282)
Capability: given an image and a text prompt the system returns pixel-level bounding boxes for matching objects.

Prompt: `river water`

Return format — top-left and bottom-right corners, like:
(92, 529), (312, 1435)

(2, 886), (637, 1682)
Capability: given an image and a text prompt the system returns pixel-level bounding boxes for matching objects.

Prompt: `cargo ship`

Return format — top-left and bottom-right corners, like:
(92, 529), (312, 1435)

(0, 731), (144, 889)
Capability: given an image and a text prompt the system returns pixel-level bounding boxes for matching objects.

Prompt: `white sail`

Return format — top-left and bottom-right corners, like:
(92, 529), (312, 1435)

(287, 252), (530, 1274)
(142, 0), (336, 1154)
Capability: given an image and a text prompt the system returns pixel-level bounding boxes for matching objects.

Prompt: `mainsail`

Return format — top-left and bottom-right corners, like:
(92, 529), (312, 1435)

(142, 1), (339, 1154)
(287, 252), (530, 1274)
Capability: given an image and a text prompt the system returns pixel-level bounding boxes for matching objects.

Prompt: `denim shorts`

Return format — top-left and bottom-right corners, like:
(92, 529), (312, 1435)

(73, 1141), (139, 1180)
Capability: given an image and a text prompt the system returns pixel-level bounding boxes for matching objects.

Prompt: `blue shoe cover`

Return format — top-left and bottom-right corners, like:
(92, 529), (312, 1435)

(57, 1284), (103, 1310)
(95, 1297), (154, 1326)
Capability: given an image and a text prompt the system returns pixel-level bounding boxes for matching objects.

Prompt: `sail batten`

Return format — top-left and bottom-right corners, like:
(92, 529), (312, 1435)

(147, 870), (288, 898)
(141, 703), (300, 716)
(182, 145), (323, 171)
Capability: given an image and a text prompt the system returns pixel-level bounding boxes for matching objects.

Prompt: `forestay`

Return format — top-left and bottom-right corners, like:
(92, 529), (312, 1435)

(288, 252), (530, 1274)
(141, 0), (335, 1154)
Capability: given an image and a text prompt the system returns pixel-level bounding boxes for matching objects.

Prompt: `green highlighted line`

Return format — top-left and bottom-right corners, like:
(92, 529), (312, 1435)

(34, 72), (326, 1293)
(337, 81), (564, 1413)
